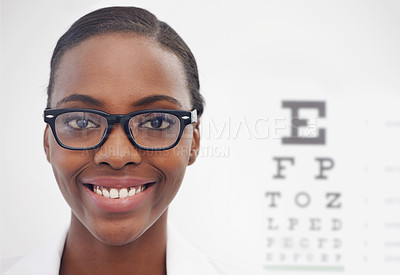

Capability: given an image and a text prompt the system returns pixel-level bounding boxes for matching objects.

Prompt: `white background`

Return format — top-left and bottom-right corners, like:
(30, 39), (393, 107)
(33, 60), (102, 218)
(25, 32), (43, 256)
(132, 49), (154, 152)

(1, 0), (400, 274)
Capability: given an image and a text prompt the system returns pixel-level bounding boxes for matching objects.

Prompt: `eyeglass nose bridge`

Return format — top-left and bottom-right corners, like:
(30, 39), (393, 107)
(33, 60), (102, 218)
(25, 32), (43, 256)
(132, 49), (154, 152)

(103, 114), (134, 140)
(106, 114), (126, 125)
(93, 114), (139, 152)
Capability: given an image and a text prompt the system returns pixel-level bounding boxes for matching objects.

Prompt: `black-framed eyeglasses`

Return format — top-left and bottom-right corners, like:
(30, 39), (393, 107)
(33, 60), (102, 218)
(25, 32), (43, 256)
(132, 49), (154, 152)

(44, 108), (197, 151)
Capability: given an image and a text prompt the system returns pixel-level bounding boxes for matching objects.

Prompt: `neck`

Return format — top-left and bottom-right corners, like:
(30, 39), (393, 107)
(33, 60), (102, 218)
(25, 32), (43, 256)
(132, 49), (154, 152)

(59, 212), (168, 275)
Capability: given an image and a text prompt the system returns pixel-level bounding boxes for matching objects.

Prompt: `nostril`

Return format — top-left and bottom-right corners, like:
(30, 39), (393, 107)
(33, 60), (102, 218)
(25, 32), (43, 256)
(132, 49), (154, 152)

(93, 144), (143, 169)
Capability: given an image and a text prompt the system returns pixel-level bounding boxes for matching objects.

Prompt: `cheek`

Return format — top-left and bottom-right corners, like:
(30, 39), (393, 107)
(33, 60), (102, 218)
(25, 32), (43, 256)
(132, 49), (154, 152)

(166, 129), (193, 176)
(48, 137), (91, 203)
(149, 129), (193, 198)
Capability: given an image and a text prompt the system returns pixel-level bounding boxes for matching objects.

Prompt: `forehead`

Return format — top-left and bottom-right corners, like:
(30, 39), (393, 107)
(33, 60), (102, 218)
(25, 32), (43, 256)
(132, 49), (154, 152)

(52, 33), (190, 111)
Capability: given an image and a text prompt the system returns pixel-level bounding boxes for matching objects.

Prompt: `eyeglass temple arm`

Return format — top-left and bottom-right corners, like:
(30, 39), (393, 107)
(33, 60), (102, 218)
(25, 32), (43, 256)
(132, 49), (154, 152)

(191, 109), (197, 124)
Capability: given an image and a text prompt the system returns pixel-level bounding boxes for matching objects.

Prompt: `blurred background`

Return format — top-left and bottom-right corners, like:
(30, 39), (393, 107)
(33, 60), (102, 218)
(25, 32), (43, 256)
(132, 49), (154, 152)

(1, 0), (399, 274)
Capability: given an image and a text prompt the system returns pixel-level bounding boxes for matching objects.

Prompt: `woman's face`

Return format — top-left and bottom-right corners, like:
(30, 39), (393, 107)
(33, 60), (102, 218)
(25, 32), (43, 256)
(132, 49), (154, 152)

(44, 33), (199, 245)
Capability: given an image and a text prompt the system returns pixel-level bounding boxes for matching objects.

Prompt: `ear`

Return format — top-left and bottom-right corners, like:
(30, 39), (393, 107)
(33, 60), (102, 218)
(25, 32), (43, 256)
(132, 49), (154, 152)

(188, 121), (200, 166)
(43, 125), (51, 163)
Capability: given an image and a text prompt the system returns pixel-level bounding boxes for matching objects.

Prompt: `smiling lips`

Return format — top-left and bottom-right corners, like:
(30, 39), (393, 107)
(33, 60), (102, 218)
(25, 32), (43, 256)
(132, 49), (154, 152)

(82, 177), (156, 199)
(81, 177), (157, 213)
(90, 183), (152, 199)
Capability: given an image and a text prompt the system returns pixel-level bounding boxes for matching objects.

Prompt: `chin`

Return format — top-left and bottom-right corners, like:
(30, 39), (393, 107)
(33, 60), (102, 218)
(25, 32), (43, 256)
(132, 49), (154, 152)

(87, 216), (149, 246)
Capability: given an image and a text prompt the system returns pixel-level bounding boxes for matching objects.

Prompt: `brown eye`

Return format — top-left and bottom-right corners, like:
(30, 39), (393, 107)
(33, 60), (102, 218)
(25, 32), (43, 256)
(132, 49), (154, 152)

(139, 114), (175, 130)
(68, 119), (97, 129)
(61, 113), (101, 130)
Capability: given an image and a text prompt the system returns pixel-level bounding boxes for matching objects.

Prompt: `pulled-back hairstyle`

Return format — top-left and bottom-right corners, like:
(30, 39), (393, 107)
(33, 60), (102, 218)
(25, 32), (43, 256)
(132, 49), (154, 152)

(47, 6), (204, 116)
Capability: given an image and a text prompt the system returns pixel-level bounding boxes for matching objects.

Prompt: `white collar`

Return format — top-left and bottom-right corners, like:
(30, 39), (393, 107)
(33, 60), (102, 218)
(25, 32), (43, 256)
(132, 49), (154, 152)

(3, 227), (67, 275)
(4, 225), (220, 275)
(167, 224), (220, 275)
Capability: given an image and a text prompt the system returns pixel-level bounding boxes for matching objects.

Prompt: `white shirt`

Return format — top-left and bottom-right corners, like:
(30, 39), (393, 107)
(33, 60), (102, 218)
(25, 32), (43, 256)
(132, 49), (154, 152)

(2, 226), (249, 275)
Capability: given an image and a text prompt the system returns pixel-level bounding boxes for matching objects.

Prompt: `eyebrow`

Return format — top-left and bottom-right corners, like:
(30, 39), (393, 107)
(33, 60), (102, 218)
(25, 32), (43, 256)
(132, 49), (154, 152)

(55, 94), (182, 109)
(133, 95), (182, 108)
(55, 94), (104, 108)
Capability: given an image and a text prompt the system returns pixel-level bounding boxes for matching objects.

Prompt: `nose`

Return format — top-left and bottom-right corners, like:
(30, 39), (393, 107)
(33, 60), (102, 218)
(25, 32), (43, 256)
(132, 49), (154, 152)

(93, 125), (142, 169)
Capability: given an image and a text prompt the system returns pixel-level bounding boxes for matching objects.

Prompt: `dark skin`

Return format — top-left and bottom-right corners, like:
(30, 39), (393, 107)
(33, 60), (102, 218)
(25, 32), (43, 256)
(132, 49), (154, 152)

(43, 33), (200, 275)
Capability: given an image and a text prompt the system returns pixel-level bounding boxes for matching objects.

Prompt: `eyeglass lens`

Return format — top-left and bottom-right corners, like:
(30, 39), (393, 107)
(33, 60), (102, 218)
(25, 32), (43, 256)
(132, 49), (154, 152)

(129, 112), (180, 149)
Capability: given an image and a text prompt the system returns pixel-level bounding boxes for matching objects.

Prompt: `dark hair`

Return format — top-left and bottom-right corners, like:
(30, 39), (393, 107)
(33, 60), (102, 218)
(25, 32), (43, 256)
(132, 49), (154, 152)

(47, 6), (204, 116)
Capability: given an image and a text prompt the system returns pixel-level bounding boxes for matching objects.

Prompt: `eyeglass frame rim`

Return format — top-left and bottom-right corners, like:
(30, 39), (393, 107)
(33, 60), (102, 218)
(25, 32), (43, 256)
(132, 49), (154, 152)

(43, 107), (198, 151)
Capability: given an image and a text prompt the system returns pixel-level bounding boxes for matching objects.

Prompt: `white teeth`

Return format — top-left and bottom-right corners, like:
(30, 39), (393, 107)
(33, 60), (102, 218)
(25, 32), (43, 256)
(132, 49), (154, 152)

(93, 184), (149, 199)
(95, 186), (102, 195)
(102, 189), (110, 198)
(128, 188), (136, 197)
(110, 188), (119, 199)
(119, 188), (128, 198)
